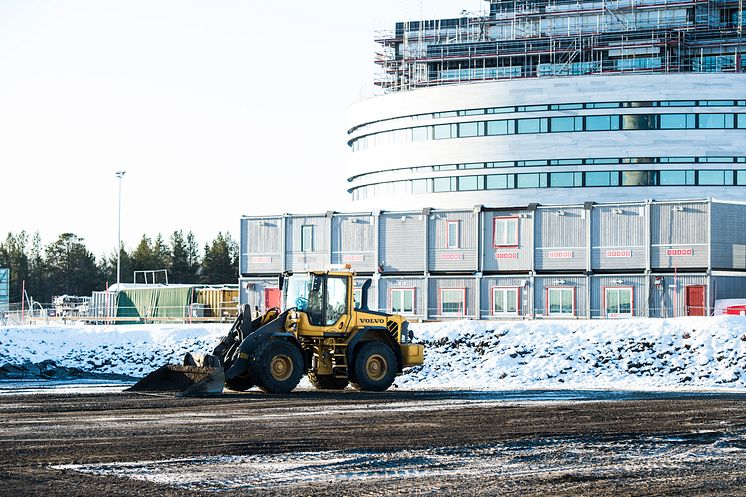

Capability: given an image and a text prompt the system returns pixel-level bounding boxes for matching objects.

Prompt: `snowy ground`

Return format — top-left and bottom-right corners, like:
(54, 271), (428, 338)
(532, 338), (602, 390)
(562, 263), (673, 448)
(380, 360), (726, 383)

(1, 316), (746, 391)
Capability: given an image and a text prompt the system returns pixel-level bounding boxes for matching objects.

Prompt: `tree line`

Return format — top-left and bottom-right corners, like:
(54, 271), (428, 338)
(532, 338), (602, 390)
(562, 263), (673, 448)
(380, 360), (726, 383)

(0, 231), (239, 304)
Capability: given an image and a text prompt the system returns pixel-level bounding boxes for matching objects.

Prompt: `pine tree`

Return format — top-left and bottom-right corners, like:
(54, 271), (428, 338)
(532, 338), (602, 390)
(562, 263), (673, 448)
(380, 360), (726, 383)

(169, 230), (199, 283)
(44, 233), (101, 297)
(0, 232), (29, 303)
(200, 232), (238, 284)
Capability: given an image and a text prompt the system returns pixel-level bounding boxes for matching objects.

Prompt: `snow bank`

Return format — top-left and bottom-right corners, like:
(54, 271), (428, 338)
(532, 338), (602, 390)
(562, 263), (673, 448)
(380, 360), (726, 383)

(1, 317), (745, 390)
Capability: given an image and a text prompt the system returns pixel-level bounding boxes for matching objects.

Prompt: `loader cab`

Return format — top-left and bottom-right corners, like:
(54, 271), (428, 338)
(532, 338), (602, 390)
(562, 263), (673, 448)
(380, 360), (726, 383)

(282, 271), (353, 329)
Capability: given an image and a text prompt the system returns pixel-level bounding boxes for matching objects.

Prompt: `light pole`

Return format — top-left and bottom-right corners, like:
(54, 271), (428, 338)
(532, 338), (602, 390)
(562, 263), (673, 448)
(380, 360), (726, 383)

(115, 170), (126, 288)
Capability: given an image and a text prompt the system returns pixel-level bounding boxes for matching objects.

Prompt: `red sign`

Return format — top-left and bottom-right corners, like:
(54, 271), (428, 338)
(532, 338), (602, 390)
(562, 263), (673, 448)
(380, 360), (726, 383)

(606, 249), (632, 258)
(548, 251), (573, 259)
(250, 256), (272, 264)
(342, 254), (364, 262)
(666, 248), (693, 257)
(494, 252), (518, 260)
(440, 253), (464, 261)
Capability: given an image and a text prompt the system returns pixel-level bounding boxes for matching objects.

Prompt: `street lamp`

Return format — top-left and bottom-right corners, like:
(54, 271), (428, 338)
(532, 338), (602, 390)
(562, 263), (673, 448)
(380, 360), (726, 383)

(115, 170), (126, 288)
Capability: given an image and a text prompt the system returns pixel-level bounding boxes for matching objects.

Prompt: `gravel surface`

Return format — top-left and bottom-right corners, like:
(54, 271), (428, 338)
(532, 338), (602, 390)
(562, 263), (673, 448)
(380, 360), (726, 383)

(1, 389), (745, 496)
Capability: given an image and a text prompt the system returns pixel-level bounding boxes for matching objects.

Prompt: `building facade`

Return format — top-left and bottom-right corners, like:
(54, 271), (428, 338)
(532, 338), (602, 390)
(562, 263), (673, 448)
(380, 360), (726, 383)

(346, 0), (746, 210)
(239, 199), (746, 320)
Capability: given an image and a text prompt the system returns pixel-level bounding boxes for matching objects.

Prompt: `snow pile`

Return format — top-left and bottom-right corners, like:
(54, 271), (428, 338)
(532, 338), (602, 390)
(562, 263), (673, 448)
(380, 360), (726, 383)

(1, 317), (745, 390)
(402, 316), (746, 390)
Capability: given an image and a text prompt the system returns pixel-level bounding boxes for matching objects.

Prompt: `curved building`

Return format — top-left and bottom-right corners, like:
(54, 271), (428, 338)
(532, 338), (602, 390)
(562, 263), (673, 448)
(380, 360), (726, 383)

(346, 0), (746, 210)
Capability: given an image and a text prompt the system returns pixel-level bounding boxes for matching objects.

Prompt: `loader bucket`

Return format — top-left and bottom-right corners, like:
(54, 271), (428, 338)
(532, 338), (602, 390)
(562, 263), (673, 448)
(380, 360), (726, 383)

(127, 364), (225, 396)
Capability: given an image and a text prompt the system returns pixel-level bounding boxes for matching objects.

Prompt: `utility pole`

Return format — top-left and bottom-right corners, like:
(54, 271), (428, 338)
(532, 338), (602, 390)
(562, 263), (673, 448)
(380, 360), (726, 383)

(115, 170), (126, 288)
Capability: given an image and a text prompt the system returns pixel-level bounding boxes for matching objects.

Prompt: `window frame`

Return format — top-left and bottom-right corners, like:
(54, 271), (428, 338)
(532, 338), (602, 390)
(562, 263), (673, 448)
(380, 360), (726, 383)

(603, 286), (634, 318)
(491, 286), (520, 317)
(390, 287), (415, 315)
(546, 286), (576, 317)
(440, 288), (467, 316)
(493, 216), (519, 248)
(301, 225), (314, 252)
(446, 220), (460, 249)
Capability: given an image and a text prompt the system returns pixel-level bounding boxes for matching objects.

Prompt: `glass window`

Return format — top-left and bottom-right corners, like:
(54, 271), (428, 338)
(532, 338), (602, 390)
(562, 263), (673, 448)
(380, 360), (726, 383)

(461, 162), (484, 169)
(547, 287), (575, 316)
(517, 118), (547, 134)
(492, 287), (519, 316)
(412, 179), (429, 194)
(586, 171), (612, 186)
(486, 174), (508, 189)
(738, 114), (746, 129)
(659, 114), (693, 129)
(698, 170), (726, 185)
(301, 225), (314, 252)
(433, 124), (452, 140)
(458, 176), (480, 191)
(391, 288), (414, 314)
(585, 115), (619, 131)
(460, 109), (485, 116)
(447, 221), (459, 249)
(517, 173), (541, 188)
(325, 276), (348, 325)
(622, 114), (657, 130)
(662, 100), (696, 107)
(486, 120), (511, 135)
(659, 170), (687, 185)
(551, 103), (583, 110)
(487, 106), (514, 114)
(412, 127), (430, 141)
(550, 172), (575, 187)
(550, 116), (579, 132)
(622, 171), (654, 186)
(605, 287), (633, 317)
(698, 114), (727, 128)
(433, 177), (455, 192)
(589, 158), (620, 165)
(493, 217), (519, 246)
(517, 160), (547, 167)
(551, 158), (583, 165)
(588, 102), (621, 109)
(520, 105), (549, 112)
(441, 289), (466, 315)
(737, 171), (746, 185)
(458, 122), (481, 137)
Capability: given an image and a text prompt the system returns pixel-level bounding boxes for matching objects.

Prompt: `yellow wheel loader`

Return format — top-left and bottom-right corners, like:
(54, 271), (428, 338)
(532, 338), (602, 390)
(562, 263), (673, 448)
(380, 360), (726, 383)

(129, 269), (424, 395)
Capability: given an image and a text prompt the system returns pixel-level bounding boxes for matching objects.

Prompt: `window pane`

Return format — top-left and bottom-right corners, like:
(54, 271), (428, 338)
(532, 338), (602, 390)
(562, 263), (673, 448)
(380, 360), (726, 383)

(433, 124), (452, 140)
(585, 115), (613, 131)
(486, 174), (507, 189)
(622, 114), (657, 130)
(517, 118), (541, 134)
(586, 171), (611, 186)
(325, 277), (348, 325)
(447, 222), (459, 248)
(517, 173), (540, 188)
(412, 179), (428, 193)
(738, 170), (746, 185)
(459, 122), (480, 137)
(441, 289), (464, 314)
(607, 289), (619, 313)
(659, 114), (688, 129)
(659, 170), (687, 185)
(506, 290), (517, 313)
(698, 170), (725, 185)
(301, 225), (313, 252)
(433, 177), (453, 192)
(561, 289), (573, 314)
(412, 127), (429, 141)
(699, 114), (726, 128)
(458, 176), (479, 191)
(738, 114), (746, 129)
(550, 116), (576, 132)
(551, 172), (575, 187)
(486, 120), (509, 135)
(493, 290), (505, 313)
(622, 171), (654, 186)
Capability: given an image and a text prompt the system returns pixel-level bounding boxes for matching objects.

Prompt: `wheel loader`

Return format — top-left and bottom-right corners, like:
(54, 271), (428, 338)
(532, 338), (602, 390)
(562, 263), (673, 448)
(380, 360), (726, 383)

(128, 269), (424, 395)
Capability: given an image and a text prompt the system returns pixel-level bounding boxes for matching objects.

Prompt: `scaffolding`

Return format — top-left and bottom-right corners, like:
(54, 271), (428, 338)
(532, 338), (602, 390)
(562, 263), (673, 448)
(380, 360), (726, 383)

(375, 0), (745, 92)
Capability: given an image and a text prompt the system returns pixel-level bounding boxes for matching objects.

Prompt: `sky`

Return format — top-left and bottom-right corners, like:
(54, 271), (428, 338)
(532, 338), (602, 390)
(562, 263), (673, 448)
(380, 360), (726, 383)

(0, 0), (487, 257)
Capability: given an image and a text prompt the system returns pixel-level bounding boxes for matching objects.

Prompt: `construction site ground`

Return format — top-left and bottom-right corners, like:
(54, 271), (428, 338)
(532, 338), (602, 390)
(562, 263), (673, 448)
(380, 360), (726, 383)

(1, 389), (745, 496)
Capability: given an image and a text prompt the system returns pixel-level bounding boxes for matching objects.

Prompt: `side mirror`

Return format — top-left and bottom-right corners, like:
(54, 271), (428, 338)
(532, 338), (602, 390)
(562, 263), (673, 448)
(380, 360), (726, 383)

(278, 274), (285, 292)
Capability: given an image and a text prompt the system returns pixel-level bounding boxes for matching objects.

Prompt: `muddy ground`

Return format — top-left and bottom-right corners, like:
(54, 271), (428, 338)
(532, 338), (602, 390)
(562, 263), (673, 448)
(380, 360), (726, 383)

(1, 389), (745, 496)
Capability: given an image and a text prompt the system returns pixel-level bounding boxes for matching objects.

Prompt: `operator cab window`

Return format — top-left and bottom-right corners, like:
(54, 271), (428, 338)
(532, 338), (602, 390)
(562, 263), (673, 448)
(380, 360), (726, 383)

(305, 275), (324, 326)
(325, 276), (348, 325)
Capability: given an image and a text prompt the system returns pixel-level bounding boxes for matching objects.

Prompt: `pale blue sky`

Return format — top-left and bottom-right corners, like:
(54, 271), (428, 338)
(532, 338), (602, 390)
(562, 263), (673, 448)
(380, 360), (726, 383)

(0, 1), (485, 256)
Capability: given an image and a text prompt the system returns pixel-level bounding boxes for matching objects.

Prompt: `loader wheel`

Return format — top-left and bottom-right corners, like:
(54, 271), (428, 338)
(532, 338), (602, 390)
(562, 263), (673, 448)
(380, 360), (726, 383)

(252, 340), (303, 394)
(225, 374), (254, 392)
(308, 373), (349, 390)
(351, 342), (397, 392)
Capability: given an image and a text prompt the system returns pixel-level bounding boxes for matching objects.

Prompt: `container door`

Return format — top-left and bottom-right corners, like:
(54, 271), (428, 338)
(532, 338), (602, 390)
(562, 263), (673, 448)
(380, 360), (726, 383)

(264, 288), (281, 310)
(685, 285), (706, 316)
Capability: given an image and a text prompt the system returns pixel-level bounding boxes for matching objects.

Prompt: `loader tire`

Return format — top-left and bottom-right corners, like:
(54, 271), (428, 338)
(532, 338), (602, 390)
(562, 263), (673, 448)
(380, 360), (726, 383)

(308, 373), (349, 390)
(225, 374), (254, 392)
(252, 340), (303, 394)
(351, 342), (397, 392)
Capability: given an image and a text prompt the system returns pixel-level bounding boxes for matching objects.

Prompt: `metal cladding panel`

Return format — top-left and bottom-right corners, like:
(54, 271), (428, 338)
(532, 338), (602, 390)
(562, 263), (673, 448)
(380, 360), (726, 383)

(238, 278), (278, 308)
(353, 276), (378, 311)
(711, 275), (746, 300)
(591, 205), (647, 271)
(535, 207), (587, 271)
(429, 277), (478, 319)
(331, 214), (376, 272)
(482, 210), (532, 272)
(241, 217), (284, 274)
(380, 212), (425, 272)
(286, 216), (329, 272)
(429, 210), (478, 272)
(711, 203), (746, 270)
(480, 276), (531, 318)
(377, 276), (426, 319)
(533, 275), (588, 318)
(589, 275), (647, 318)
(651, 202), (709, 269)
(648, 273), (709, 318)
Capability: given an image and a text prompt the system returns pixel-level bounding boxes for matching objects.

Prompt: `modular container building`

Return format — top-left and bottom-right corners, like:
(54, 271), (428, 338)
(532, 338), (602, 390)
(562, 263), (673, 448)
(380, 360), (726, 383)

(239, 198), (746, 320)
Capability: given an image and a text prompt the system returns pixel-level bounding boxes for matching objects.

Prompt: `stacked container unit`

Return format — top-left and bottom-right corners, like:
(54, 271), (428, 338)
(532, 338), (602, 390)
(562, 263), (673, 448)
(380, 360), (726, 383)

(534, 205), (588, 273)
(480, 275), (531, 319)
(428, 276), (478, 319)
(331, 213), (377, 274)
(377, 276), (427, 320)
(533, 275), (588, 319)
(482, 208), (533, 273)
(379, 211), (425, 273)
(240, 215), (284, 275)
(591, 203), (647, 272)
(427, 209), (478, 274)
(285, 214), (330, 272)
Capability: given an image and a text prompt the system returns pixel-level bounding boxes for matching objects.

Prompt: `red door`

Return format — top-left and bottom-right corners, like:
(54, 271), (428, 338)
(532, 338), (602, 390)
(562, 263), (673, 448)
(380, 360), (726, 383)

(685, 285), (706, 316)
(264, 288), (281, 310)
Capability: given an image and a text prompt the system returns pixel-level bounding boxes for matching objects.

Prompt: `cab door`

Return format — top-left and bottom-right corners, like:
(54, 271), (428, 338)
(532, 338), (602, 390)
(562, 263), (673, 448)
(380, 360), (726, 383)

(322, 275), (352, 335)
